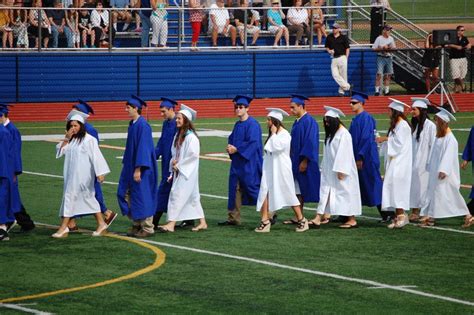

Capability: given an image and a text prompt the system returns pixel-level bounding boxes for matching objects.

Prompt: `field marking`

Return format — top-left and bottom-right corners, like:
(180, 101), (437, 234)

(0, 303), (53, 314)
(22, 170), (474, 235)
(136, 238), (474, 307)
(0, 232), (166, 304)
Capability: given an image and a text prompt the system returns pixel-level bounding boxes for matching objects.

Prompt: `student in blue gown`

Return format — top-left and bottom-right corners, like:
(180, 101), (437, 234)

(0, 122), (14, 241)
(461, 126), (474, 227)
(348, 92), (394, 222)
(117, 95), (158, 238)
(0, 104), (35, 233)
(283, 94), (320, 225)
(153, 97), (178, 227)
(67, 100), (117, 230)
(219, 95), (263, 226)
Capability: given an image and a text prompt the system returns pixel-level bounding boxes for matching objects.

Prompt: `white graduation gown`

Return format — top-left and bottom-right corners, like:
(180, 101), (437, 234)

(256, 129), (300, 212)
(410, 120), (436, 208)
(421, 131), (469, 218)
(56, 133), (110, 217)
(317, 127), (361, 216)
(381, 120), (412, 211)
(167, 131), (205, 221)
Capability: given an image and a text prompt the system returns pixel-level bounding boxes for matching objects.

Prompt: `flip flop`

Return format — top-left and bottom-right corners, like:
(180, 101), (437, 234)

(157, 226), (174, 233)
(308, 220), (320, 229)
(282, 218), (298, 225)
(320, 218), (330, 225)
(339, 223), (358, 229)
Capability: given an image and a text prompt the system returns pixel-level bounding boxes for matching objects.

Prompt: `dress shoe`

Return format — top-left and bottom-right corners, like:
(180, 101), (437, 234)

(0, 229), (9, 241)
(52, 227), (69, 238)
(176, 220), (195, 228)
(135, 229), (154, 238)
(127, 225), (141, 237)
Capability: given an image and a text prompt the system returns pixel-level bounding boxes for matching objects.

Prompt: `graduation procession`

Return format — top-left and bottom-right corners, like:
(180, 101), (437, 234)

(1, 93), (474, 242)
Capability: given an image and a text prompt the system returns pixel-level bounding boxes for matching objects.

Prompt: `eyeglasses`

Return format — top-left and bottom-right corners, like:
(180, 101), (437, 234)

(350, 101), (359, 105)
(234, 105), (246, 109)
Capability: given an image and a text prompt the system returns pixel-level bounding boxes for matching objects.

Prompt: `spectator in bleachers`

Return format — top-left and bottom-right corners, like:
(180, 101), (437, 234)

(448, 25), (471, 93)
(78, 6), (95, 47)
(189, 0), (204, 51)
(286, 0), (308, 46)
(66, 6), (80, 48)
(325, 22), (350, 96)
(0, 5), (13, 48)
(11, 6), (29, 48)
(369, 0), (390, 44)
(28, 0), (51, 48)
(129, 0), (141, 32)
(48, 0), (74, 48)
(91, 1), (114, 47)
(267, 0), (288, 47)
(150, 0), (167, 47)
(209, 0), (237, 47)
(372, 24), (395, 96)
(111, 0), (132, 31)
(138, 0), (153, 47)
(421, 33), (440, 92)
(304, 0), (325, 45)
(233, 0), (260, 46)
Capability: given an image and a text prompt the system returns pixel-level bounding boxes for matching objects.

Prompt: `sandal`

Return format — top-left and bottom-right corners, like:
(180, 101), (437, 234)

(320, 218), (330, 225)
(462, 216), (474, 228)
(308, 220), (321, 229)
(255, 220), (271, 233)
(282, 218), (298, 225)
(296, 218), (309, 232)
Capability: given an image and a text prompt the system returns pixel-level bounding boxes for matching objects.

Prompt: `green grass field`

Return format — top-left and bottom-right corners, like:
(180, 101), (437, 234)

(1, 113), (473, 314)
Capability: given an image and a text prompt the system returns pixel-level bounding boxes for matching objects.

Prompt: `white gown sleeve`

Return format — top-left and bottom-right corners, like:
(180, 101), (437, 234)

(89, 137), (110, 177)
(177, 134), (199, 180)
(332, 131), (353, 176)
(56, 141), (68, 159)
(387, 122), (410, 158)
(264, 131), (290, 154)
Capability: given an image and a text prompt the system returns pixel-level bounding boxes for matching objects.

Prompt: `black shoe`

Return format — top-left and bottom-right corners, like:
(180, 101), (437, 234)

(20, 224), (35, 232)
(374, 91), (380, 96)
(176, 220), (195, 229)
(217, 220), (238, 226)
(383, 91), (390, 96)
(269, 214), (278, 225)
(332, 216), (348, 223)
(0, 229), (9, 241)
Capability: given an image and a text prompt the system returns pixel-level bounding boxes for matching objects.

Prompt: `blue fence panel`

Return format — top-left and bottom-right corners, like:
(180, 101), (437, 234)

(0, 56), (17, 102)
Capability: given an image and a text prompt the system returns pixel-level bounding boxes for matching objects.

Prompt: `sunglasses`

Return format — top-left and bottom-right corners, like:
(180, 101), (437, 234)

(459, 29), (465, 31)
(350, 101), (359, 105)
(234, 105), (246, 109)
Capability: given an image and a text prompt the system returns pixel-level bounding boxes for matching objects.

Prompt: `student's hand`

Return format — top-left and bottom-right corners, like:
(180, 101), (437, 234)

(438, 172), (447, 180)
(65, 128), (74, 140)
(376, 136), (386, 143)
(356, 160), (363, 170)
(172, 160), (179, 172)
(167, 174), (173, 183)
(337, 172), (346, 180)
(328, 49), (334, 55)
(299, 159), (308, 172)
(461, 160), (469, 169)
(270, 124), (278, 134)
(227, 144), (237, 154)
(133, 168), (141, 182)
(97, 175), (105, 183)
(13, 175), (17, 183)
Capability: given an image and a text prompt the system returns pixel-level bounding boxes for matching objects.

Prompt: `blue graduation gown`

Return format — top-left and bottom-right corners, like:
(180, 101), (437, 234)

(462, 126), (474, 199)
(85, 122), (107, 212)
(227, 116), (263, 210)
(349, 111), (383, 207)
(155, 117), (177, 213)
(117, 116), (158, 220)
(0, 124), (14, 224)
(5, 121), (23, 213)
(290, 113), (320, 203)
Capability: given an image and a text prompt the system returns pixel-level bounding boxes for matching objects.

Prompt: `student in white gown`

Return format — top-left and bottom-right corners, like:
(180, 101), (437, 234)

(409, 97), (436, 222)
(157, 104), (207, 233)
(309, 106), (362, 229)
(376, 98), (413, 229)
(419, 107), (472, 226)
(53, 110), (110, 238)
(255, 108), (309, 233)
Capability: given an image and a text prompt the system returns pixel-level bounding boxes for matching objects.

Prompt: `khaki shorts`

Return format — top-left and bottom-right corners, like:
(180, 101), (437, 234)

(237, 25), (259, 34)
(211, 24), (233, 36)
(450, 58), (468, 80)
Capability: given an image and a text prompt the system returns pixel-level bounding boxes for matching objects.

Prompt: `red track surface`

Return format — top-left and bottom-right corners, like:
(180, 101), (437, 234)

(9, 93), (474, 122)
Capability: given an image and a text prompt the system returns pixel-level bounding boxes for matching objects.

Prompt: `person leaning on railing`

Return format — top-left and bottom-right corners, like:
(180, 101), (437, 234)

(447, 25), (471, 94)
(28, 0), (51, 48)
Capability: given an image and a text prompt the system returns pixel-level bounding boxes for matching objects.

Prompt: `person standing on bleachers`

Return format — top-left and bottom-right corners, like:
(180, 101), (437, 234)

(189, 0), (204, 51)
(325, 22), (351, 96)
(150, 0), (168, 47)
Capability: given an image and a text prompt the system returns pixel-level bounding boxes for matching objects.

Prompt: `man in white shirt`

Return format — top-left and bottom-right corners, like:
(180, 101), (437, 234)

(209, 0), (237, 47)
(372, 24), (396, 96)
(286, 0), (309, 46)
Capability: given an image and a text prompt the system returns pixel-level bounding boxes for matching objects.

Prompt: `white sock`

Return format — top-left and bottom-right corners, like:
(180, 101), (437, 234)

(123, 23), (130, 30)
(384, 86), (390, 93)
(375, 86), (380, 93)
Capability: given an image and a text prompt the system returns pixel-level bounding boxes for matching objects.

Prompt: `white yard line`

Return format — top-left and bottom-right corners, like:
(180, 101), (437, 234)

(0, 303), (53, 314)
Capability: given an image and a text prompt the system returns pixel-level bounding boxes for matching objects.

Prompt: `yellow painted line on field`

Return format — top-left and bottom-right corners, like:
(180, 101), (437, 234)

(0, 233), (166, 304)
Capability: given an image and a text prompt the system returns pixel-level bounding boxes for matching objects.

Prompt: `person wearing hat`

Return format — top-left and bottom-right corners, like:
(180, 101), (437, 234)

(460, 126), (474, 227)
(0, 104), (36, 233)
(281, 94), (320, 225)
(420, 107), (472, 227)
(157, 104), (208, 232)
(117, 95), (158, 238)
(376, 98), (412, 229)
(52, 110), (110, 238)
(408, 98), (436, 222)
(153, 97), (178, 228)
(66, 100), (117, 231)
(0, 120), (14, 241)
(267, 0), (289, 47)
(325, 22), (351, 97)
(372, 24), (396, 96)
(310, 106), (361, 228)
(348, 92), (392, 222)
(255, 108), (308, 233)
(219, 95), (263, 226)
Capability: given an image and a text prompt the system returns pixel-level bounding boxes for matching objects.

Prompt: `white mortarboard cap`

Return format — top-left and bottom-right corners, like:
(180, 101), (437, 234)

(411, 97), (430, 109)
(388, 98), (410, 113)
(66, 109), (89, 124)
(435, 106), (456, 122)
(179, 104), (197, 121)
(266, 107), (289, 122)
(324, 105), (345, 118)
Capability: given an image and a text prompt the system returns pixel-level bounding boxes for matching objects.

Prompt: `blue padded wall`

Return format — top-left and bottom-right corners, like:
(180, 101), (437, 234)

(0, 56), (17, 102)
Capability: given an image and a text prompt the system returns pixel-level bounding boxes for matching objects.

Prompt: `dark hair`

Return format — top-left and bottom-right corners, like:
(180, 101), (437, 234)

(457, 25), (464, 31)
(66, 120), (86, 143)
(411, 108), (430, 142)
(388, 109), (410, 136)
(265, 117), (285, 144)
(323, 116), (343, 144)
(174, 114), (198, 147)
(2, 112), (8, 118)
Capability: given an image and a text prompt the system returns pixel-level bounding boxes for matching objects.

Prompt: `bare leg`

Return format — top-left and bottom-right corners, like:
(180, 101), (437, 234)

(273, 28), (283, 46)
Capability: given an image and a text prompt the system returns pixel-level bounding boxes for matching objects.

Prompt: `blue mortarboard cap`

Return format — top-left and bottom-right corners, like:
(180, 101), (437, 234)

(73, 99), (95, 115)
(350, 91), (369, 104)
(233, 95), (253, 107)
(290, 94), (309, 106)
(0, 103), (13, 115)
(160, 97), (178, 109)
(127, 95), (147, 109)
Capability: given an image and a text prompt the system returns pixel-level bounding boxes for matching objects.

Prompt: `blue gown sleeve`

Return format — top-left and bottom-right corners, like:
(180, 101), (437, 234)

(12, 128), (22, 174)
(135, 121), (154, 169)
(462, 127), (473, 162)
(354, 115), (375, 161)
(235, 122), (262, 161)
(300, 118), (319, 162)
